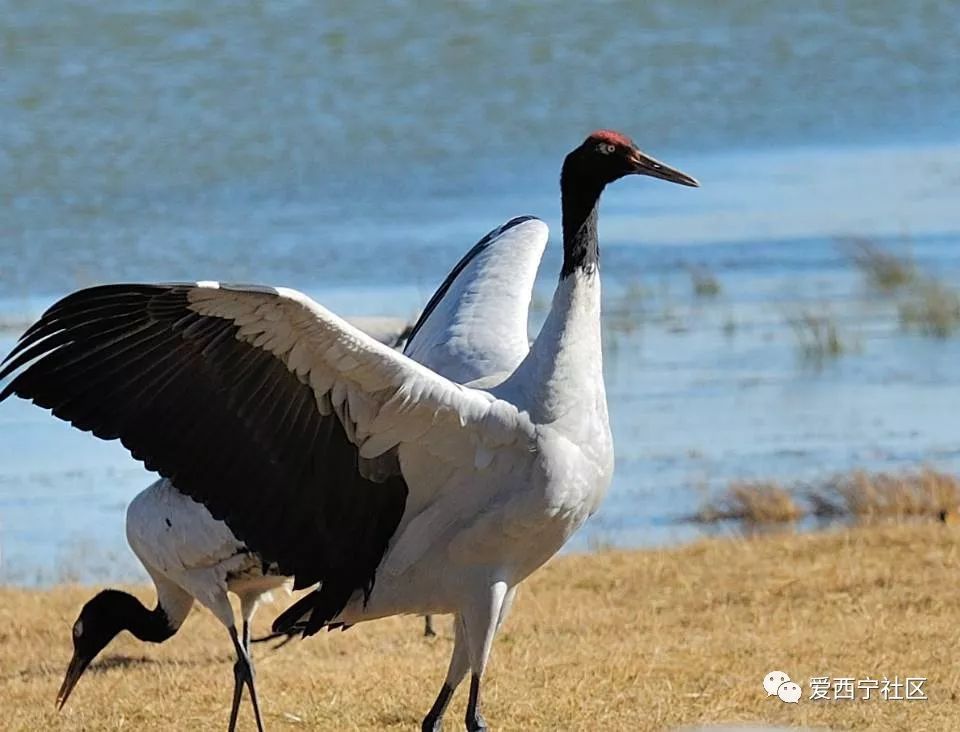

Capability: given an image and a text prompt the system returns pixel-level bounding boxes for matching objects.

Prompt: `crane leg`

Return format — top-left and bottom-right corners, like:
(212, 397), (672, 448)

(227, 625), (265, 732)
(461, 581), (514, 732)
(424, 614), (437, 637)
(422, 616), (469, 731)
(242, 620), (252, 654)
(421, 584), (516, 731)
(465, 674), (486, 732)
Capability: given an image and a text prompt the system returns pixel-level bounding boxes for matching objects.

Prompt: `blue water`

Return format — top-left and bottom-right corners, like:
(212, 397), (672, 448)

(2, 1), (960, 583)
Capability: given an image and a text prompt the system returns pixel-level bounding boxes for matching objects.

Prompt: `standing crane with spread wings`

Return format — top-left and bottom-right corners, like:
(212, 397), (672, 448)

(1, 130), (697, 731)
(50, 216), (547, 731)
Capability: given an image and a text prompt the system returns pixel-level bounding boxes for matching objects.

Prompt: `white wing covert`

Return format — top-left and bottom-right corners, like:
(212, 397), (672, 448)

(402, 216), (548, 384)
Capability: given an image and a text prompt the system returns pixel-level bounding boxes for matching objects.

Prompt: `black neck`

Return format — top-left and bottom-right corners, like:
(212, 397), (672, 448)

(108, 591), (176, 643)
(560, 156), (605, 279)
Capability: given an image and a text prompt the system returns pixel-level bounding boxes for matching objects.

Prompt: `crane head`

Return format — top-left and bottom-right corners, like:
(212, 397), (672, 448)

(568, 129), (699, 188)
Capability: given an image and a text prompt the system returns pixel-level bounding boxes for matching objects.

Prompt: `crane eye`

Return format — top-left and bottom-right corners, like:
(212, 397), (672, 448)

(598, 143), (616, 155)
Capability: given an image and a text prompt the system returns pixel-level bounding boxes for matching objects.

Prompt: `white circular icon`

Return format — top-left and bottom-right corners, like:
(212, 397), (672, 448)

(763, 670), (790, 696)
(777, 680), (802, 703)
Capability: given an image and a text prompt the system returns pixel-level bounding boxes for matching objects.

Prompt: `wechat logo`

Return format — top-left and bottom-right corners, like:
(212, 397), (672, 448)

(764, 670), (801, 703)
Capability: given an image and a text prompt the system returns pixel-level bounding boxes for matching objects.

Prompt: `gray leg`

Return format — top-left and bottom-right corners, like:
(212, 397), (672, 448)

(242, 620), (252, 654)
(424, 615), (437, 637)
(459, 581), (508, 732)
(497, 586), (517, 631)
(228, 625), (265, 732)
(422, 615), (469, 732)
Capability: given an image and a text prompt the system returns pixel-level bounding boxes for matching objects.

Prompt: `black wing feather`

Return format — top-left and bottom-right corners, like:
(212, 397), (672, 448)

(0, 284), (407, 633)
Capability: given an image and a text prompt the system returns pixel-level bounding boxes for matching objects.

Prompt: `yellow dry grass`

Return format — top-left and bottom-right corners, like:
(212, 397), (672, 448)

(2, 524), (959, 731)
(698, 469), (960, 526)
(696, 481), (803, 524)
(818, 469), (960, 520)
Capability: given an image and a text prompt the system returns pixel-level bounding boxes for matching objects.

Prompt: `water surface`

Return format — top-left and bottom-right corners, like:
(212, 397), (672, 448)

(2, 0), (959, 583)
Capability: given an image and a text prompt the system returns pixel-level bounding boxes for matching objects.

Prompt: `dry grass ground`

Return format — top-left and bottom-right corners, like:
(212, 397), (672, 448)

(2, 525), (959, 731)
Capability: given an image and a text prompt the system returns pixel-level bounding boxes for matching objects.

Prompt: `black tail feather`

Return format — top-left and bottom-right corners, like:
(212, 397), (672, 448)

(272, 592), (317, 635)
(260, 616), (353, 646)
(272, 582), (357, 637)
(251, 629), (301, 650)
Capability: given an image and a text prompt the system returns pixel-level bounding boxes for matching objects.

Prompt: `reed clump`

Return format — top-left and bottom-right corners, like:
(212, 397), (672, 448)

(694, 480), (802, 524)
(786, 311), (845, 363)
(809, 468), (960, 520)
(695, 468), (960, 526)
(840, 236), (959, 339)
(689, 266), (721, 298)
(843, 237), (916, 292)
(899, 278), (960, 338)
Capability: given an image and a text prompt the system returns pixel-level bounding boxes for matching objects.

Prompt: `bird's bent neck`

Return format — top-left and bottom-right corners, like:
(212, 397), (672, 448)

(112, 591), (177, 643)
(560, 159), (605, 278)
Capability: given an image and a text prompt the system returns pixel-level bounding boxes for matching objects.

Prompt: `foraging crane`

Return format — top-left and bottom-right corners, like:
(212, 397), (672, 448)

(0, 130), (697, 730)
(49, 220), (548, 728)
(59, 477), (287, 729)
(56, 318), (405, 727)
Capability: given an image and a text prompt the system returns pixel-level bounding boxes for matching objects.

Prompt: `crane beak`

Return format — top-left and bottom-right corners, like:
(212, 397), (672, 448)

(56, 651), (89, 710)
(628, 150), (699, 187)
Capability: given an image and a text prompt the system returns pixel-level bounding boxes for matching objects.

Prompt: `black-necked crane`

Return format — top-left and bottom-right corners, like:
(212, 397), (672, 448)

(59, 477), (287, 729)
(47, 219), (548, 729)
(0, 130), (697, 731)
(56, 319), (407, 727)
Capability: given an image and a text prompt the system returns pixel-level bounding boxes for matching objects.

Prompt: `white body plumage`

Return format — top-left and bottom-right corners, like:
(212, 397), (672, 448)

(363, 267), (613, 619)
(126, 478), (286, 632)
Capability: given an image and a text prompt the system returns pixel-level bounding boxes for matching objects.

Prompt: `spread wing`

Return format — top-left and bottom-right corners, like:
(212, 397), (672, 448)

(401, 216), (548, 383)
(0, 282), (530, 630)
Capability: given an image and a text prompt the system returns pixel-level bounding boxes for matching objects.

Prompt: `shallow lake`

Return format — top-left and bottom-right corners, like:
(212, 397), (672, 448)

(2, 0), (959, 583)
